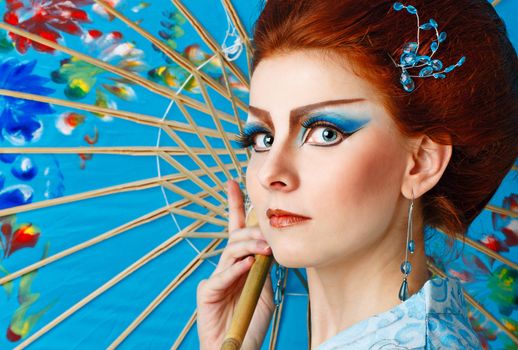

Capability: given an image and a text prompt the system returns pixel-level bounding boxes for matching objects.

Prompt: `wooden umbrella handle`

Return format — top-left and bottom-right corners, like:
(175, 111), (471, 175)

(221, 206), (274, 350)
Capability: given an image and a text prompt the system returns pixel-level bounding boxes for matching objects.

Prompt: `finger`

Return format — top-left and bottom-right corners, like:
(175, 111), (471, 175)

(202, 256), (255, 297)
(227, 179), (246, 235)
(214, 239), (271, 274)
(227, 226), (265, 243)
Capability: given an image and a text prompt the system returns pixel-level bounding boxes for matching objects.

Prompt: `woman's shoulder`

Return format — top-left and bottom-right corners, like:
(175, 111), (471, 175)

(423, 276), (483, 349)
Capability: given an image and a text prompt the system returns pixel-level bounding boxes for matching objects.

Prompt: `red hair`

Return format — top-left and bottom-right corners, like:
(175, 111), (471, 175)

(251, 0), (518, 239)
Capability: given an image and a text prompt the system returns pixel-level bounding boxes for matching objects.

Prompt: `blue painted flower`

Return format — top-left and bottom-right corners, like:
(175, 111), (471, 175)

(0, 185), (33, 209)
(0, 58), (55, 145)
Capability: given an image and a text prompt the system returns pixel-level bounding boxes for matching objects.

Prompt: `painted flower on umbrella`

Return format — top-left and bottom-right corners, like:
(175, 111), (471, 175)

(0, 58), (54, 145)
(51, 30), (145, 112)
(449, 253), (517, 318)
(152, 9), (186, 55)
(479, 194), (518, 254)
(149, 43), (246, 96)
(0, 216), (40, 258)
(6, 242), (56, 343)
(0, 31), (14, 53)
(3, 0), (93, 54)
(466, 309), (498, 349)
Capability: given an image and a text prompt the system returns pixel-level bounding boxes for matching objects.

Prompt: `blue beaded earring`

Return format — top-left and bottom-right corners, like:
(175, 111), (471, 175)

(390, 2), (466, 92)
(273, 262), (286, 308)
(399, 190), (415, 301)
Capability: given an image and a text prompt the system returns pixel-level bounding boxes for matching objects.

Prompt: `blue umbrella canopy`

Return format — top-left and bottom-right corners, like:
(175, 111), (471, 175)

(0, 1), (516, 349)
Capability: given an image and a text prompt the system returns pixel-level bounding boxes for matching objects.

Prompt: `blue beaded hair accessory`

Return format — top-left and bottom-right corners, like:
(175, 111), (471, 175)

(390, 2), (466, 92)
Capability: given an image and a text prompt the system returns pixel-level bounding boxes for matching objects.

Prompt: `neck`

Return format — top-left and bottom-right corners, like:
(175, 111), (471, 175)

(307, 224), (431, 350)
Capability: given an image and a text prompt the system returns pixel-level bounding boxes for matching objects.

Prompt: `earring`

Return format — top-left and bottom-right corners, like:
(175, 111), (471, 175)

(398, 189), (415, 301)
(273, 262), (286, 307)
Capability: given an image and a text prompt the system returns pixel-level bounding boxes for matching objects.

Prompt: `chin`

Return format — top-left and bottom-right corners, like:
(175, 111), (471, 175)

(259, 222), (315, 267)
(270, 247), (312, 268)
(272, 255), (308, 268)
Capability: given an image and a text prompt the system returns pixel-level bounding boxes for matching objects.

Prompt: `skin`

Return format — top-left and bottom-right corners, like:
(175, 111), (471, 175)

(195, 48), (452, 350)
(244, 49), (452, 349)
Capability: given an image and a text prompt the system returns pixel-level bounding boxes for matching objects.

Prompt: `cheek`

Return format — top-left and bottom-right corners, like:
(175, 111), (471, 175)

(245, 157), (265, 214)
(305, 131), (405, 233)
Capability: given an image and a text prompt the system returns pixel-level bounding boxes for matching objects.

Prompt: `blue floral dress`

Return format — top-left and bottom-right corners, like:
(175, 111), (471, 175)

(315, 276), (482, 349)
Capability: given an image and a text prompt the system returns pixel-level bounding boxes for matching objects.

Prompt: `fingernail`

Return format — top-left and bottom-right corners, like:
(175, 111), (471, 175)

(263, 245), (271, 252)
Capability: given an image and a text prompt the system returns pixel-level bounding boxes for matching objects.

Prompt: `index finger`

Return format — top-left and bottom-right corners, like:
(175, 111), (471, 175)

(227, 179), (246, 235)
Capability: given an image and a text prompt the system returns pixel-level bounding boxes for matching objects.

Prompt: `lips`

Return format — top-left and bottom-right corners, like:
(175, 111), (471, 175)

(266, 208), (311, 228)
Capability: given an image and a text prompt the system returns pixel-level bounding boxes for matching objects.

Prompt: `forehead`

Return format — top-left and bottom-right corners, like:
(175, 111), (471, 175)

(249, 50), (378, 117)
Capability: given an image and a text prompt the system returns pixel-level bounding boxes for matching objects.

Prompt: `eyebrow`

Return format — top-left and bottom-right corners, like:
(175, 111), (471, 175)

(248, 98), (366, 132)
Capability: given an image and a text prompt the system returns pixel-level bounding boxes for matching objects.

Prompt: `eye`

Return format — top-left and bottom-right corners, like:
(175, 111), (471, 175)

(252, 133), (274, 152)
(305, 124), (342, 145)
(301, 121), (350, 146)
(234, 125), (274, 152)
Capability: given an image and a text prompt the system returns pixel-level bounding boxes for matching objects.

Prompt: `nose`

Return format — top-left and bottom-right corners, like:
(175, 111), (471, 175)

(257, 143), (299, 192)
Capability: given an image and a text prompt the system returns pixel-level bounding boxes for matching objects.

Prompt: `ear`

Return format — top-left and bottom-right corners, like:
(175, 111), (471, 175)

(401, 135), (452, 199)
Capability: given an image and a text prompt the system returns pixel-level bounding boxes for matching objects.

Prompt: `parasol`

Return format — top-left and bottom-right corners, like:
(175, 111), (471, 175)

(0, 0), (516, 349)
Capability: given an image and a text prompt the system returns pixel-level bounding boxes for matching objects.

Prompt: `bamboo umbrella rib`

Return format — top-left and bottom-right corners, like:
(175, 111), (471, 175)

(0, 175), (165, 217)
(0, 89), (238, 138)
(108, 238), (223, 348)
(427, 261), (518, 344)
(216, 52), (252, 165)
(220, 0), (254, 78)
(0, 188), (222, 286)
(199, 247), (224, 260)
(159, 123), (229, 195)
(0, 205), (168, 286)
(92, 0), (248, 113)
(194, 72), (243, 182)
(459, 235), (517, 271)
(268, 266), (289, 350)
(485, 204), (517, 219)
(436, 229), (518, 271)
(14, 214), (219, 349)
(1, 90), (245, 203)
(170, 207), (227, 227)
(1, 146), (247, 156)
(177, 98), (242, 177)
(181, 231), (228, 239)
(307, 299), (312, 350)
(0, 22), (225, 115)
(156, 148), (229, 202)
(172, 100), (235, 188)
(0, 163), (234, 217)
(170, 0), (249, 90)
(159, 179), (226, 217)
(174, 103), (243, 183)
(170, 310), (197, 350)
(293, 268), (309, 293)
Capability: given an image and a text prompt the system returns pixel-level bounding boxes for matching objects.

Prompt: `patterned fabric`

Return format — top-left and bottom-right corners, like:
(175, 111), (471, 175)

(315, 276), (482, 350)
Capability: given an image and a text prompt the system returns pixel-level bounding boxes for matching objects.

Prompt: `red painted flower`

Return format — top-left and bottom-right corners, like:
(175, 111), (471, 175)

(2, 223), (40, 258)
(4, 0), (94, 54)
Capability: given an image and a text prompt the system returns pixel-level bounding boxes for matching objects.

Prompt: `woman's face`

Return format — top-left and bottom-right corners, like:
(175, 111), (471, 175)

(244, 50), (412, 268)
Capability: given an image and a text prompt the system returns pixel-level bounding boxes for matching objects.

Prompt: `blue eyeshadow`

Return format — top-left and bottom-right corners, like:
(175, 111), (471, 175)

(302, 112), (370, 133)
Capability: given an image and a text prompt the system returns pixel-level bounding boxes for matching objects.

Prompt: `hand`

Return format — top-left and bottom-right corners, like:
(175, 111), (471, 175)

(196, 179), (275, 350)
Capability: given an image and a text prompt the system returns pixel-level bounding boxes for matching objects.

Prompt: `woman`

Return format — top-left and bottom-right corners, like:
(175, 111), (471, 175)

(196, 0), (517, 349)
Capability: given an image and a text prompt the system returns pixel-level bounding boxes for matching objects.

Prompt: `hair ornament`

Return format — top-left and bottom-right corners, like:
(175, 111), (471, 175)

(390, 2), (466, 92)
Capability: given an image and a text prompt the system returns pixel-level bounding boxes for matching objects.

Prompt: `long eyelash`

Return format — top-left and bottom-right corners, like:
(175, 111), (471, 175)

(300, 117), (352, 139)
(233, 125), (271, 149)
